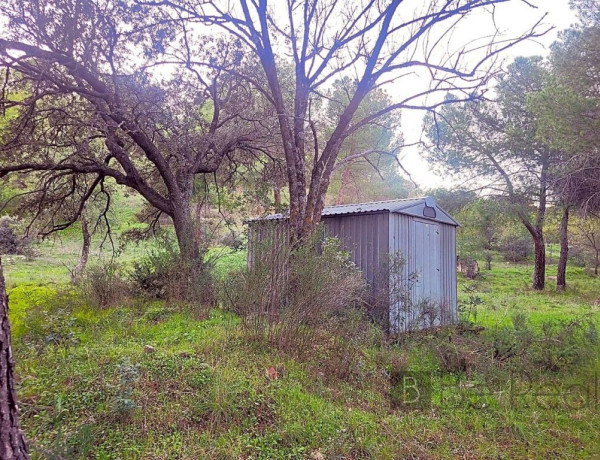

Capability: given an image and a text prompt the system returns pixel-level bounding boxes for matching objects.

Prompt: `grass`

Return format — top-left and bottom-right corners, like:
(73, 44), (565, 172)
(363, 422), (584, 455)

(459, 261), (600, 327)
(4, 240), (600, 458)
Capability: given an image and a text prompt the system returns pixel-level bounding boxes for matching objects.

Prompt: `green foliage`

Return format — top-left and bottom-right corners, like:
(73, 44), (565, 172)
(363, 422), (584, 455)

(325, 78), (411, 204)
(428, 187), (477, 214)
(22, 290), (82, 352)
(455, 198), (504, 263)
(80, 261), (130, 309)
(129, 234), (214, 305)
(490, 312), (598, 372)
(111, 358), (141, 418)
(4, 222), (600, 459)
(6, 264), (600, 458)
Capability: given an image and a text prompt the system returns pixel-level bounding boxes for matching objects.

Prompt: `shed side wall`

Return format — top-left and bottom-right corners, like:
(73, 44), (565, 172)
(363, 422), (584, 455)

(323, 212), (390, 326)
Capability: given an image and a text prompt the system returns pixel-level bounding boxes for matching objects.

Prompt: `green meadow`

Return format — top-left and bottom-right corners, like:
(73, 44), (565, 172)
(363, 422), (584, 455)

(4, 231), (599, 459)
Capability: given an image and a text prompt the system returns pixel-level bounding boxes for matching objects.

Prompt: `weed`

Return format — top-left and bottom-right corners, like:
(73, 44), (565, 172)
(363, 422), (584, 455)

(111, 357), (141, 418)
(80, 261), (130, 309)
(22, 290), (81, 352)
(130, 235), (214, 306)
(224, 233), (368, 357)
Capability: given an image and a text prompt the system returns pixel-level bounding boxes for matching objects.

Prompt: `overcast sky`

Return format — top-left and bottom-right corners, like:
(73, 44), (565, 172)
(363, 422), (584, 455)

(400, 0), (578, 190)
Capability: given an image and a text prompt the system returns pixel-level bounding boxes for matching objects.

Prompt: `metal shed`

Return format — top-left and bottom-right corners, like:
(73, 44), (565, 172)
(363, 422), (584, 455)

(247, 197), (459, 333)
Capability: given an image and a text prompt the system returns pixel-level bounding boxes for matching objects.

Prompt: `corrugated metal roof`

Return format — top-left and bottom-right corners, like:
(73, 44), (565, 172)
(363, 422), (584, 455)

(247, 197), (459, 226)
(321, 197), (426, 216)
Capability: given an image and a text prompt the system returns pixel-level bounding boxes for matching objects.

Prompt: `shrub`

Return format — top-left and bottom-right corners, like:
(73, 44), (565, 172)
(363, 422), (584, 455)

(223, 233), (368, 357)
(499, 236), (532, 263)
(22, 290), (83, 352)
(129, 236), (214, 305)
(489, 313), (597, 372)
(0, 216), (32, 256)
(80, 261), (130, 309)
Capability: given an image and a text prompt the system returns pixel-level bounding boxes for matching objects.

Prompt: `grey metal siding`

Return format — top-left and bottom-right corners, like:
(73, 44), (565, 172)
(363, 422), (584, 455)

(388, 214), (457, 332)
(323, 212), (390, 326)
(247, 206), (457, 334)
(323, 212), (389, 284)
(440, 224), (458, 324)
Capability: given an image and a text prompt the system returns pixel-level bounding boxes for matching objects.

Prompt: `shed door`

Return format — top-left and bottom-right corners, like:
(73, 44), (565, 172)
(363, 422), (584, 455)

(410, 219), (442, 328)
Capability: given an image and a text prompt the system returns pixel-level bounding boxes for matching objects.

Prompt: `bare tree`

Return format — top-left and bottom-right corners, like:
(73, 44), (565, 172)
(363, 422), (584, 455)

(0, 258), (29, 460)
(155, 0), (548, 242)
(0, 0), (269, 268)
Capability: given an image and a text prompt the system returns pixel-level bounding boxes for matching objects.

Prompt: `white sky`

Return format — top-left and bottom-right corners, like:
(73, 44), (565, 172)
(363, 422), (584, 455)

(399, 0), (578, 190)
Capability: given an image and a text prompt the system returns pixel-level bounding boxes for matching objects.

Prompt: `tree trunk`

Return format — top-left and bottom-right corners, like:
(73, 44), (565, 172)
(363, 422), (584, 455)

(557, 206), (570, 291)
(0, 258), (30, 460)
(273, 187), (281, 209)
(532, 230), (546, 290)
(336, 167), (352, 205)
(485, 250), (492, 270)
(595, 250), (599, 276)
(172, 207), (202, 270)
(71, 218), (91, 284)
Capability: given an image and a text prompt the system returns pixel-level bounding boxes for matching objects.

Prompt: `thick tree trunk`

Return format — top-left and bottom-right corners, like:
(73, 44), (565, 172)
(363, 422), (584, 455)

(532, 231), (546, 291)
(557, 206), (570, 291)
(71, 219), (91, 284)
(0, 258), (30, 459)
(172, 207), (202, 270)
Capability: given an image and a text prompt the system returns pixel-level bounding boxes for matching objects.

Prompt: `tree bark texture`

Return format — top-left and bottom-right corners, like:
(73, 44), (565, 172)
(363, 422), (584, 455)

(557, 206), (570, 290)
(71, 218), (91, 284)
(530, 230), (546, 291)
(0, 258), (29, 459)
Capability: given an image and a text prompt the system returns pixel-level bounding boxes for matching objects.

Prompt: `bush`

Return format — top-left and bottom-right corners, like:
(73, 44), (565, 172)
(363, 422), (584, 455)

(0, 216), (32, 256)
(80, 261), (130, 309)
(129, 236), (214, 306)
(489, 313), (598, 372)
(22, 290), (83, 352)
(499, 235), (532, 263)
(223, 233), (369, 357)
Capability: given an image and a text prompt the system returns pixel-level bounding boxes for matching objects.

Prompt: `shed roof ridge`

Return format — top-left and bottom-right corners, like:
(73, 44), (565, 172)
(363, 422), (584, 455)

(324, 197), (427, 209)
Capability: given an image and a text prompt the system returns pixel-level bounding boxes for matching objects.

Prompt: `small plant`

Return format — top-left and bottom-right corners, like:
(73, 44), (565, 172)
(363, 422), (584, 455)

(110, 357), (140, 418)
(142, 303), (172, 322)
(458, 283), (483, 325)
(224, 230), (368, 356)
(130, 234), (214, 305)
(23, 291), (81, 352)
(80, 261), (130, 308)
